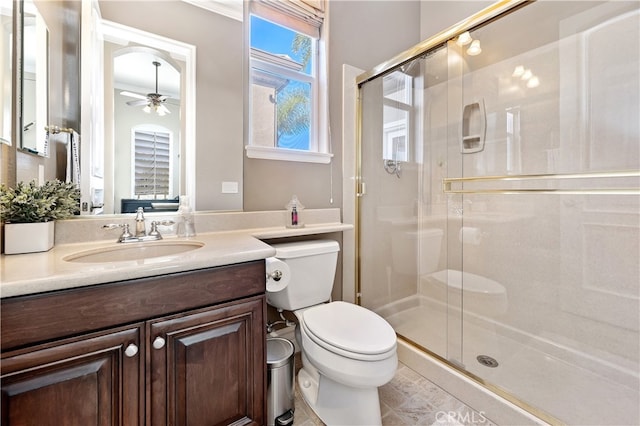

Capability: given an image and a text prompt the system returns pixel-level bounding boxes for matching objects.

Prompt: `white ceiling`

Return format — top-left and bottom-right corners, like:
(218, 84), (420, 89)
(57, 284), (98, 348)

(114, 51), (181, 99)
(181, 0), (243, 21)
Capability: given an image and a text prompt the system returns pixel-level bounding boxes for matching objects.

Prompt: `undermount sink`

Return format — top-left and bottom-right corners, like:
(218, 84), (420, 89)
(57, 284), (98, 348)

(63, 241), (204, 263)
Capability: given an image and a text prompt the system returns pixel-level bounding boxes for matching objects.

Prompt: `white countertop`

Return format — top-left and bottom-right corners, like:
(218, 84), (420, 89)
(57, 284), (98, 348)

(1, 222), (352, 299)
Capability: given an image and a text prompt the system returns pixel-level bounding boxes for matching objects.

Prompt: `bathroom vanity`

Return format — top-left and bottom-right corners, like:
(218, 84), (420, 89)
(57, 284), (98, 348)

(0, 210), (352, 426)
(1, 261), (266, 425)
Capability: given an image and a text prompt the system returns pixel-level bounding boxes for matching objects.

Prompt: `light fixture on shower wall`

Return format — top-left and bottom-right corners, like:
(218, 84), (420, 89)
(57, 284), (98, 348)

(455, 31), (482, 56)
(467, 40), (482, 56)
(456, 31), (472, 46)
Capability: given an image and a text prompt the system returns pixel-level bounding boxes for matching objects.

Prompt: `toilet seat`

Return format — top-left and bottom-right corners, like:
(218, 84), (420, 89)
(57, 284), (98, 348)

(301, 301), (397, 361)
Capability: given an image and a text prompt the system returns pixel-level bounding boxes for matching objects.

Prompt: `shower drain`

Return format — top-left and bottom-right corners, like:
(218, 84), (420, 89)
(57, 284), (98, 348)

(476, 355), (499, 368)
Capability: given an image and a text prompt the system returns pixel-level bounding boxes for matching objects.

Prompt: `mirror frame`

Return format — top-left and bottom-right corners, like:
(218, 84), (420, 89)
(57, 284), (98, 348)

(0, 0), (14, 147)
(18, 0), (49, 157)
(13, 0), (22, 152)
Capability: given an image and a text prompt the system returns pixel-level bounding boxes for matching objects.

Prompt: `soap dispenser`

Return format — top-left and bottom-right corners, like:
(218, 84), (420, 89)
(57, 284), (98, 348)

(176, 195), (196, 237)
(285, 195), (304, 228)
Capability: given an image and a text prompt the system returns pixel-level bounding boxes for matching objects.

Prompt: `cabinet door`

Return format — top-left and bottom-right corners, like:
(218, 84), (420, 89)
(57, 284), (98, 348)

(0, 326), (143, 426)
(149, 296), (265, 426)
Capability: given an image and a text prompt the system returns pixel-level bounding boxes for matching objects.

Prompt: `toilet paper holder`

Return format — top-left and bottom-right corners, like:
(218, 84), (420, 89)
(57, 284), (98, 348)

(267, 269), (283, 281)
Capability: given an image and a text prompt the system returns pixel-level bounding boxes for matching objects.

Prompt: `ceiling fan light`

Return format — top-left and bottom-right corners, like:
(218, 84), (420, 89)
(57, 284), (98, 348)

(131, 61), (171, 116)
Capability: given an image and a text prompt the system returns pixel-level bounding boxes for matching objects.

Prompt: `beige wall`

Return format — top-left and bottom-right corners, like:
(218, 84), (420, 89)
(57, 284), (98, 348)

(243, 1), (422, 212)
(420, 1), (492, 39)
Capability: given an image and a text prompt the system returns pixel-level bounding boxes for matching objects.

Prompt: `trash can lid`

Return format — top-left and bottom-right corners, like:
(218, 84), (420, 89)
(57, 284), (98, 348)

(267, 337), (295, 369)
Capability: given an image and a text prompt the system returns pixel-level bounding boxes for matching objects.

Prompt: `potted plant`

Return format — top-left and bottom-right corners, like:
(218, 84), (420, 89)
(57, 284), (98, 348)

(0, 180), (80, 254)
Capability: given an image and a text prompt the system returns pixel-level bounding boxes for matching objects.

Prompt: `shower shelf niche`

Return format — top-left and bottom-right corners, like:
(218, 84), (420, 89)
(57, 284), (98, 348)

(461, 99), (486, 153)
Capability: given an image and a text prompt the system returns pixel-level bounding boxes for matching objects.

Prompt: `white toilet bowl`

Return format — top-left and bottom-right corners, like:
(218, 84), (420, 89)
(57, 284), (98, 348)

(294, 301), (397, 425)
(266, 241), (398, 425)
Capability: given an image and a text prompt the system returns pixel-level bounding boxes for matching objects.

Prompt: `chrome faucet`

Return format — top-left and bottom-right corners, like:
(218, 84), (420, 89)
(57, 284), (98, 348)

(103, 207), (175, 243)
(135, 207), (146, 237)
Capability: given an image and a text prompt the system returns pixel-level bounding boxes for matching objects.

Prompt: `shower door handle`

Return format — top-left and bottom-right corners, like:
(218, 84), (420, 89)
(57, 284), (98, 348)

(357, 181), (366, 197)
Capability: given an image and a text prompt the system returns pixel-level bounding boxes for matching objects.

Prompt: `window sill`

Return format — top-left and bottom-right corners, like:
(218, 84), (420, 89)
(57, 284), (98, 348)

(245, 145), (333, 164)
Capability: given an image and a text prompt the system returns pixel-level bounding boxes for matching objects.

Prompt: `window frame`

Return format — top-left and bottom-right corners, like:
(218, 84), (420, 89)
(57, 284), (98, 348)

(245, 1), (331, 164)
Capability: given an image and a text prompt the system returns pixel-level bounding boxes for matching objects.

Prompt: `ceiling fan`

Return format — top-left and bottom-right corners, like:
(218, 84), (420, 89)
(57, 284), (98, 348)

(121, 61), (171, 116)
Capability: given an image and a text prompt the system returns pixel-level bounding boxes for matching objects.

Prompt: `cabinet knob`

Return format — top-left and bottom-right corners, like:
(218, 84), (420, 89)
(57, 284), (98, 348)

(153, 336), (166, 349)
(124, 343), (139, 357)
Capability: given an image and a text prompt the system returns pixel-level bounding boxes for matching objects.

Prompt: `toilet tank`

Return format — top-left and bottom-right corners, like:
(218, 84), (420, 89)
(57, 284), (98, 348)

(267, 240), (340, 311)
(391, 228), (443, 275)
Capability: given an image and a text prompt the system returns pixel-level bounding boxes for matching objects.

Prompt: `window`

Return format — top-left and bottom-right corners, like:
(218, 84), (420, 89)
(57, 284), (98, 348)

(132, 128), (173, 198)
(245, 0), (331, 163)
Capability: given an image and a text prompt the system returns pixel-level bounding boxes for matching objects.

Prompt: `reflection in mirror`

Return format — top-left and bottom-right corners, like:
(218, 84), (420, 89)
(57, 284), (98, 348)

(113, 49), (181, 213)
(20, 0), (48, 155)
(93, 20), (195, 215)
(0, 0), (11, 145)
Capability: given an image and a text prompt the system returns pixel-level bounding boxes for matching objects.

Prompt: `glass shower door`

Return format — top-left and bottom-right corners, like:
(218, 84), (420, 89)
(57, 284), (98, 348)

(359, 46), (466, 364)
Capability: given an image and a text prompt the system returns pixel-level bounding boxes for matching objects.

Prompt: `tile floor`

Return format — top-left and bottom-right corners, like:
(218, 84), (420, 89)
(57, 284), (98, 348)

(293, 360), (495, 426)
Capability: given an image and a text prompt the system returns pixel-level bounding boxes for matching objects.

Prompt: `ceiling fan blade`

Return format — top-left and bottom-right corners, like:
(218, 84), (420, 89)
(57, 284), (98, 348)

(127, 99), (149, 107)
(120, 91), (147, 100)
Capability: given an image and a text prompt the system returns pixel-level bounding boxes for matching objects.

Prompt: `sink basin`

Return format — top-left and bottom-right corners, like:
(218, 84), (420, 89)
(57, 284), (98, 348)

(64, 241), (204, 263)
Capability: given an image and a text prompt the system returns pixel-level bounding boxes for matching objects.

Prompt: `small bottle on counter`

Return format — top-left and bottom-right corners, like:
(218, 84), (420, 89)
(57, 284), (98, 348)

(176, 195), (196, 237)
(285, 195), (304, 228)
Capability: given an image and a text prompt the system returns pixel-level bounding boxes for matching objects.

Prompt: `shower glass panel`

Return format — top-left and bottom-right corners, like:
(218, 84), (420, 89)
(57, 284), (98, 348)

(358, 1), (639, 424)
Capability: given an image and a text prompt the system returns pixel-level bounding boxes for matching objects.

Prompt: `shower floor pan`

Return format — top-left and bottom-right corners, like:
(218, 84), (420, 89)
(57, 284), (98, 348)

(377, 295), (639, 426)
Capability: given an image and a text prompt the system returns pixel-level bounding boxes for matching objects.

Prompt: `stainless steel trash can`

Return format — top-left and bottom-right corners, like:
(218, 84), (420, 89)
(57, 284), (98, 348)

(267, 337), (295, 426)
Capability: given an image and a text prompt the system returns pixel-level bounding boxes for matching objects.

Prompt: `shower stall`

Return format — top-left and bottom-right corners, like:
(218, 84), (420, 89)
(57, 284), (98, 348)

(355, 1), (639, 424)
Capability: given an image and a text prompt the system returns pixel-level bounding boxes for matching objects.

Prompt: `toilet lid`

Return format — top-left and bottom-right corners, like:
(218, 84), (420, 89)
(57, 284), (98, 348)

(302, 301), (396, 355)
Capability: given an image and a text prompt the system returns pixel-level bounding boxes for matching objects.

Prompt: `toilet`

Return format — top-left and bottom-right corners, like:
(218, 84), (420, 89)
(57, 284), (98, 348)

(267, 240), (397, 426)
(392, 228), (508, 317)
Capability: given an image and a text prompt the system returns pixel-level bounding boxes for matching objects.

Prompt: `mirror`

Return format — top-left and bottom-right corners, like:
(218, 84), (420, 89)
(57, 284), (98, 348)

(0, 0), (11, 146)
(80, 0), (243, 214)
(20, 0), (48, 155)
(103, 24), (189, 214)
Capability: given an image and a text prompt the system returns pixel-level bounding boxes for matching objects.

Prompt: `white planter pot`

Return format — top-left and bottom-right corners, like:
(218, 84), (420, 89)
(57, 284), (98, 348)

(4, 221), (55, 254)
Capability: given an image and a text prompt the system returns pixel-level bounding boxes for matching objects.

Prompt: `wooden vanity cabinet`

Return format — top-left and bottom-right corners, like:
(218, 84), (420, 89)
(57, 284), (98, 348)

(1, 325), (144, 425)
(1, 261), (267, 426)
